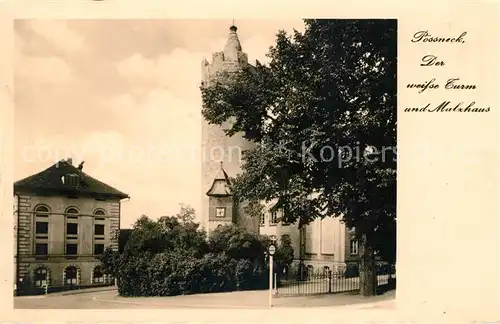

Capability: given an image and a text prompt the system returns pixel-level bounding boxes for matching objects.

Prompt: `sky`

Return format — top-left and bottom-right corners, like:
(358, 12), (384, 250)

(14, 19), (305, 227)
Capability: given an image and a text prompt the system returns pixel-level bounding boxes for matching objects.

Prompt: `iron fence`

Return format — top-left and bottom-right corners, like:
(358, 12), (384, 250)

(276, 270), (395, 297)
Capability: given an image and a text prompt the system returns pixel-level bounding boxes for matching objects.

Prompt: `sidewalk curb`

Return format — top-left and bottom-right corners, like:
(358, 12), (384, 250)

(48, 286), (117, 297)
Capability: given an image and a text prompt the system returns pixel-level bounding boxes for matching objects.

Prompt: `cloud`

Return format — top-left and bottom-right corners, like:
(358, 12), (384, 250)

(115, 42), (224, 99)
(16, 56), (74, 85)
(105, 88), (201, 157)
(28, 20), (88, 53)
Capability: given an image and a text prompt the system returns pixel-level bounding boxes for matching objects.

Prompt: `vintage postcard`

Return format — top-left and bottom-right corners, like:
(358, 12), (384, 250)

(0, 1), (498, 324)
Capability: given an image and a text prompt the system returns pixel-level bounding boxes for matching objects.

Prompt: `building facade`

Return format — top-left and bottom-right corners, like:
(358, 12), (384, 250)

(201, 25), (357, 272)
(13, 158), (129, 289)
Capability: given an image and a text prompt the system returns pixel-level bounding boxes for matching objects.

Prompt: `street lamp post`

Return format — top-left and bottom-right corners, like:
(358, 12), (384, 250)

(268, 244), (276, 307)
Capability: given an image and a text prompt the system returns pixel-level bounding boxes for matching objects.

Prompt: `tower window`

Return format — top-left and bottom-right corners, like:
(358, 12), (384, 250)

(215, 207), (226, 218)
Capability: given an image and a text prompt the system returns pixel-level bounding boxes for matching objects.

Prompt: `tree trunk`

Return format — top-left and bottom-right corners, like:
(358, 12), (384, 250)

(359, 233), (377, 296)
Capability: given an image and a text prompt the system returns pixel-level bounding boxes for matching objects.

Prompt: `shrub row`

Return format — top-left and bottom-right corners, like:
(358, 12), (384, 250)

(116, 252), (269, 297)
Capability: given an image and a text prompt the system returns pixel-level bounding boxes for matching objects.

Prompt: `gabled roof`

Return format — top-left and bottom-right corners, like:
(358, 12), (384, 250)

(14, 159), (129, 199)
(206, 162), (232, 197)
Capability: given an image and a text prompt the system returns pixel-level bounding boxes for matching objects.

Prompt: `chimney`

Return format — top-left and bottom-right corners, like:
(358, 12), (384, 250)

(67, 158), (73, 165)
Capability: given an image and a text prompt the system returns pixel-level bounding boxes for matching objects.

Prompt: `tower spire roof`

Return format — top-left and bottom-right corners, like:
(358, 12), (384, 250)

(224, 23), (242, 54)
(206, 161), (232, 196)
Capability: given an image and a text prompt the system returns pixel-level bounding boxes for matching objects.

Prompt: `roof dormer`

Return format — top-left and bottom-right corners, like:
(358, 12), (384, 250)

(61, 173), (80, 186)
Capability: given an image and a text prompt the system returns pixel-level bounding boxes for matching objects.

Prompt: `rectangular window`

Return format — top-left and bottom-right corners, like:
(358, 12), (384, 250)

(66, 223), (78, 235)
(66, 243), (78, 255)
(215, 207), (226, 218)
(35, 222), (49, 235)
(94, 244), (105, 255)
(94, 224), (105, 235)
(259, 213), (265, 226)
(350, 240), (358, 255)
(35, 243), (48, 255)
(270, 212), (278, 225)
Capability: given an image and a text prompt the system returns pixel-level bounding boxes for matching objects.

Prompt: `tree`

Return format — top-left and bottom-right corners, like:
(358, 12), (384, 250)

(274, 235), (294, 281)
(119, 229), (133, 253)
(208, 224), (266, 262)
(201, 19), (396, 296)
(176, 203), (196, 224)
(123, 211), (208, 258)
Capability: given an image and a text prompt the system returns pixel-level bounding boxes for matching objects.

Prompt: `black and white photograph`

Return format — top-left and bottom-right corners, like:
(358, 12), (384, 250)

(13, 18), (397, 309)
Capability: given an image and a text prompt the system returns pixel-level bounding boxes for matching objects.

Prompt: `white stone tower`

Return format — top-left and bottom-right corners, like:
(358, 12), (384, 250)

(201, 25), (259, 234)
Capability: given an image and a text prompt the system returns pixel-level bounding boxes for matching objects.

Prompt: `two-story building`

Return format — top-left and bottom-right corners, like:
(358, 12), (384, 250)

(13, 158), (129, 288)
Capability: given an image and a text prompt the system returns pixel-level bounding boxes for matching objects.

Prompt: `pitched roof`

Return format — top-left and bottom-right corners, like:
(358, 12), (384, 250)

(14, 159), (129, 199)
(206, 163), (232, 197)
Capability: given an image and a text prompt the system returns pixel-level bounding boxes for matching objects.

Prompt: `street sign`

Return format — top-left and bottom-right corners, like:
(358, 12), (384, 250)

(268, 244), (276, 255)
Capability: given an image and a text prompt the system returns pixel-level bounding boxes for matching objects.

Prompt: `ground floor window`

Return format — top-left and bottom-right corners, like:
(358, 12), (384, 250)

(34, 267), (49, 287)
(64, 266), (79, 285)
(92, 266), (105, 283)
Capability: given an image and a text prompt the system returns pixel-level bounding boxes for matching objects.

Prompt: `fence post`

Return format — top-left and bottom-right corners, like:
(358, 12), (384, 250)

(328, 270), (332, 293)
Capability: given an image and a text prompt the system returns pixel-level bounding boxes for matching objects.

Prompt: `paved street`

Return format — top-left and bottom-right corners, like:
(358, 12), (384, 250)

(14, 287), (395, 309)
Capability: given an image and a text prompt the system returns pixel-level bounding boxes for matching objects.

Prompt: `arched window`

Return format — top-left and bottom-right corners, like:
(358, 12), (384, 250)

(65, 207), (79, 215)
(34, 205), (50, 242)
(64, 266), (79, 285)
(34, 266), (49, 287)
(92, 266), (105, 283)
(93, 209), (106, 216)
(35, 205), (49, 213)
(34, 205), (50, 218)
(65, 208), (79, 243)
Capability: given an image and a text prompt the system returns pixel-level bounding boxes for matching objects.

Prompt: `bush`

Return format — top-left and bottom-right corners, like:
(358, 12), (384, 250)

(104, 211), (290, 297)
(344, 264), (359, 278)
